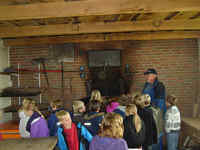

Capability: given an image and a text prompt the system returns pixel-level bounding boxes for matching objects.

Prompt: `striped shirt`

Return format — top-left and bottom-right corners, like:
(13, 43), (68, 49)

(164, 105), (181, 133)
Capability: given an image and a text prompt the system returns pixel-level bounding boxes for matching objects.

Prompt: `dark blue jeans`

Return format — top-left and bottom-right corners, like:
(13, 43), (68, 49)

(152, 135), (163, 150)
(152, 136), (163, 150)
(166, 132), (179, 150)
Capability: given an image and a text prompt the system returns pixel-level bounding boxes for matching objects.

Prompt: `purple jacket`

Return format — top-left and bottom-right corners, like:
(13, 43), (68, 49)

(30, 116), (49, 138)
(89, 135), (128, 150)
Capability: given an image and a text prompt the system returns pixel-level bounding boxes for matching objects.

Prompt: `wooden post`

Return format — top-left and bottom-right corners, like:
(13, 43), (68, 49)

(38, 64), (42, 104)
(198, 39), (200, 118)
(193, 39), (200, 118)
(17, 63), (21, 105)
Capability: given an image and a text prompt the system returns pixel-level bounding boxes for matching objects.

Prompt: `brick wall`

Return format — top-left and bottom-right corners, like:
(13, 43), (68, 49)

(9, 44), (88, 108)
(121, 39), (199, 117)
(9, 39), (199, 117)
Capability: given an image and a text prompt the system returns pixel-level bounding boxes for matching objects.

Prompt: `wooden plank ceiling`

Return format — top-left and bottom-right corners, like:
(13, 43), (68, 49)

(0, 0), (200, 45)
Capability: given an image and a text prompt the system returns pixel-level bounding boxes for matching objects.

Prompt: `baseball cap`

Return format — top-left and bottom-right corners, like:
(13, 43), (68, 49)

(144, 68), (157, 75)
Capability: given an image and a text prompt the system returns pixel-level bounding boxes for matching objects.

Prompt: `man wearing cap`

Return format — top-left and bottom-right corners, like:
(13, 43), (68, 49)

(142, 68), (166, 150)
(142, 68), (166, 113)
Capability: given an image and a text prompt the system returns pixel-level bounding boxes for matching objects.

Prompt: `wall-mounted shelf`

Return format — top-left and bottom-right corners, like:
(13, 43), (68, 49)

(4, 103), (49, 113)
(0, 87), (41, 97)
(0, 72), (13, 75)
(1, 69), (81, 74)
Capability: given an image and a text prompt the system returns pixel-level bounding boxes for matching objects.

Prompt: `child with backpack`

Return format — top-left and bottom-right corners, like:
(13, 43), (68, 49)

(135, 94), (157, 150)
(56, 110), (93, 150)
(48, 99), (64, 136)
(84, 100), (104, 136)
(141, 94), (164, 150)
(123, 104), (146, 150)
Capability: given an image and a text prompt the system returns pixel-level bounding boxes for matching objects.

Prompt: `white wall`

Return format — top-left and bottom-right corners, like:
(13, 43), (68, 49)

(0, 39), (12, 123)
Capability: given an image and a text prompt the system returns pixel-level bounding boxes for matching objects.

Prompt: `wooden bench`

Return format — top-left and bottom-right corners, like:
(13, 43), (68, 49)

(181, 117), (200, 147)
(0, 137), (57, 150)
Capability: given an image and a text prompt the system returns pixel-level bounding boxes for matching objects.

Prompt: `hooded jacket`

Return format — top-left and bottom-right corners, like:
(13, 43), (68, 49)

(89, 135), (128, 150)
(123, 115), (146, 148)
(57, 122), (93, 150)
(137, 107), (157, 146)
(26, 111), (49, 138)
(47, 108), (64, 136)
(149, 106), (164, 141)
(84, 112), (104, 136)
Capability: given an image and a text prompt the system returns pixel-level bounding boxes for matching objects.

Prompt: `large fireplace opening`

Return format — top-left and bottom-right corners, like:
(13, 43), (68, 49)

(89, 67), (123, 97)
(86, 50), (132, 97)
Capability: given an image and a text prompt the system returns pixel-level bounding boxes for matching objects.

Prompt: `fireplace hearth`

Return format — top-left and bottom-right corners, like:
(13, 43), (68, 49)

(86, 67), (131, 97)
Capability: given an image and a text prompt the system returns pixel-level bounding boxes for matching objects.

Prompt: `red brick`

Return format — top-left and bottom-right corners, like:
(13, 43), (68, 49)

(9, 39), (199, 117)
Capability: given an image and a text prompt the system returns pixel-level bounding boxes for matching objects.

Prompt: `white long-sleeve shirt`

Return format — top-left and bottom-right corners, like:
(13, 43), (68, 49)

(164, 105), (181, 133)
(19, 111), (30, 138)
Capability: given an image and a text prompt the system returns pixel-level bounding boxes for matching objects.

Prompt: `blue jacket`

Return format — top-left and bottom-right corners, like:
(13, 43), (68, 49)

(113, 109), (126, 119)
(47, 108), (64, 136)
(48, 109), (73, 136)
(57, 122), (93, 150)
(48, 113), (58, 136)
(142, 78), (166, 114)
(84, 112), (104, 136)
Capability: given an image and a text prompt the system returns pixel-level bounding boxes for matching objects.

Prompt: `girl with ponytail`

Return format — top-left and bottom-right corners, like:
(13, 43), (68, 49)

(123, 104), (146, 150)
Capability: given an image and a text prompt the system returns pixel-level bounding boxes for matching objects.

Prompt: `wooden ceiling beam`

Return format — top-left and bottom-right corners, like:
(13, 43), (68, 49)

(0, 0), (64, 5)
(0, 0), (30, 4)
(0, 0), (200, 21)
(1, 19), (200, 38)
(4, 31), (200, 46)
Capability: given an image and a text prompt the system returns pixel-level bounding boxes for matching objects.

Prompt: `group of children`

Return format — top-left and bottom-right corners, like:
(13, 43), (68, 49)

(17, 89), (181, 150)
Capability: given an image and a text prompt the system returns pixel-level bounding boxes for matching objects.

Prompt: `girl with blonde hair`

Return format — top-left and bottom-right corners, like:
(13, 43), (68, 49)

(129, 92), (142, 105)
(72, 100), (86, 124)
(26, 99), (49, 138)
(18, 98), (33, 138)
(90, 90), (103, 103)
(135, 94), (158, 150)
(140, 94), (151, 108)
(72, 100), (86, 114)
(125, 104), (142, 133)
(123, 104), (146, 149)
(142, 94), (164, 150)
(89, 113), (128, 150)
